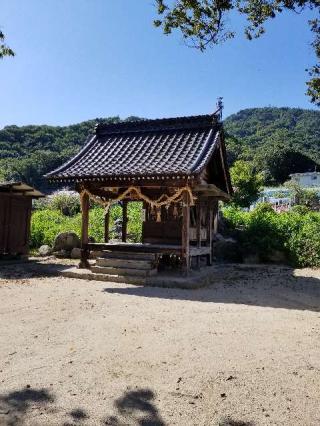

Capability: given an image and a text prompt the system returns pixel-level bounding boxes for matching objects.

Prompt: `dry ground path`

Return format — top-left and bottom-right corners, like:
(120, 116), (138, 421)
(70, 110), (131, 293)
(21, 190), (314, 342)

(0, 263), (320, 425)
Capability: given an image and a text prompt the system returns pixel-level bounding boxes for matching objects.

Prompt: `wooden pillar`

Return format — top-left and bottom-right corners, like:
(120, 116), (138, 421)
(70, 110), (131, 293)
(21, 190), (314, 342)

(213, 200), (219, 234)
(207, 198), (213, 266)
(79, 192), (90, 269)
(104, 210), (109, 243)
(196, 201), (201, 247)
(196, 200), (201, 269)
(122, 201), (128, 242)
(182, 191), (190, 274)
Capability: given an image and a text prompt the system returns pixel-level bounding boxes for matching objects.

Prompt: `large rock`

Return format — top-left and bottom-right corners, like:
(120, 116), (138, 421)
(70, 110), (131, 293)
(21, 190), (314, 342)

(71, 247), (82, 259)
(53, 232), (80, 252)
(38, 245), (52, 256)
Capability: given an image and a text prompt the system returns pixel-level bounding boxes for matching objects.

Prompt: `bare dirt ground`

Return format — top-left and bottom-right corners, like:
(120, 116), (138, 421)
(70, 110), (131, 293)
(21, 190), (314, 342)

(0, 262), (320, 426)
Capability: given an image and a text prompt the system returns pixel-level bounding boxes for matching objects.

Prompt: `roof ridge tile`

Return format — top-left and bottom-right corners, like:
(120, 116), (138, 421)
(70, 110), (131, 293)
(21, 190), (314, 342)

(95, 113), (218, 136)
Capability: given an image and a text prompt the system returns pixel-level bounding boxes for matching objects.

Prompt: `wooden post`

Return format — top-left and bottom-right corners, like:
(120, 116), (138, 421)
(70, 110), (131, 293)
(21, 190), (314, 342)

(207, 198), (213, 266)
(196, 200), (201, 269)
(104, 210), (109, 243)
(182, 191), (190, 274)
(213, 200), (218, 234)
(79, 191), (90, 269)
(122, 201), (128, 242)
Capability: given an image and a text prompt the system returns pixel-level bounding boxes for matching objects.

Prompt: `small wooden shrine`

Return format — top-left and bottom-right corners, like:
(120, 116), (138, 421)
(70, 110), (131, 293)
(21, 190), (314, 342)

(0, 182), (44, 256)
(46, 104), (232, 275)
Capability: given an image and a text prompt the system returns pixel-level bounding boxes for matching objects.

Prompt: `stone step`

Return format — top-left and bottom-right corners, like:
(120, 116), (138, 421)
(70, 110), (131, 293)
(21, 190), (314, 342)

(91, 265), (157, 277)
(96, 257), (154, 270)
(100, 251), (156, 261)
(81, 271), (146, 285)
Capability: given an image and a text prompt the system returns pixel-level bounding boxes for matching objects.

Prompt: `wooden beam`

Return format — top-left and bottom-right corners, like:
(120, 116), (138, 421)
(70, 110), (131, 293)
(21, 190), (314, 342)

(194, 183), (231, 200)
(75, 178), (192, 191)
(182, 191), (190, 274)
(104, 210), (110, 243)
(190, 246), (211, 256)
(79, 192), (90, 269)
(122, 201), (128, 242)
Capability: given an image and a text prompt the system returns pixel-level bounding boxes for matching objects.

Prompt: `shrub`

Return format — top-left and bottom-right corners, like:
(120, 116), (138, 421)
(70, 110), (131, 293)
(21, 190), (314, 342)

(223, 204), (320, 267)
(34, 189), (80, 216)
(30, 209), (81, 248)
(290, 205), (310, 215)
(222, 205), (250, 229)
(49, 190), (80, 216)
(287, 219), (320, 267)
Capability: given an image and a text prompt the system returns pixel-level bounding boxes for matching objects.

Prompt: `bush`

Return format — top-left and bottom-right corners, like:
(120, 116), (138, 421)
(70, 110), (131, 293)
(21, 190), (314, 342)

(287, 219), (320, 267)
(290, 205), (310, 215)
(30, 210), (81, 248)
(223, 204), (320, 267)
(34, 189), (80, 216)
(49, 190), (80, 216)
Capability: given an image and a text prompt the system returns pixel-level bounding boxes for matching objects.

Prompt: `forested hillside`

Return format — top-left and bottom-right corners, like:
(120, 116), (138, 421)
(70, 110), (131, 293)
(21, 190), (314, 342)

(0, 116), (140, 190)
(0, 107), (319, 190)
(224, 107), (320, 183)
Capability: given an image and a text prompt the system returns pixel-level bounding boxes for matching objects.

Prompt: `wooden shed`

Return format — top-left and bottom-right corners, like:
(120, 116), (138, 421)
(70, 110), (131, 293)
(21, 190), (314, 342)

(46, 105), (232, 276)
(0, 182), (44, 256)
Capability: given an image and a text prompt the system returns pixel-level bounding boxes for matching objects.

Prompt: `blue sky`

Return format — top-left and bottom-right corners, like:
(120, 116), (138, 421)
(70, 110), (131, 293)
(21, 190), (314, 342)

(0, 0), (318, 128)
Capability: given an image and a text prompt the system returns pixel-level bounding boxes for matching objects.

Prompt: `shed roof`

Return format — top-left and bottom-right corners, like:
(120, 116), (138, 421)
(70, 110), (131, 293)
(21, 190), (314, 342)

(0, 182), (44, 198)
(46, 113), (223, 183)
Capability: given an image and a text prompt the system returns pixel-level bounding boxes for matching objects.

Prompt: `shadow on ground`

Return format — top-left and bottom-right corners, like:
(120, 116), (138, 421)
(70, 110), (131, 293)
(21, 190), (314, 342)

(0, 387), (55, 426)
(103, 265), (320, 312)
(103, 388), (165, 425)
(219, 420), (255, 426)
(0, 386), (256, 425)
(0, 259), (73, 280)
(0, 386), (166, 426)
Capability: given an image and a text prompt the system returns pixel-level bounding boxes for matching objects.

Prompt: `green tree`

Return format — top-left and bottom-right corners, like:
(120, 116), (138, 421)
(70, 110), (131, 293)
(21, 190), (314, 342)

(230, 160), (264, 207)
(154, 1), (320, 105)
(254, 138), (318, 184)
(0, 30), (14, 58)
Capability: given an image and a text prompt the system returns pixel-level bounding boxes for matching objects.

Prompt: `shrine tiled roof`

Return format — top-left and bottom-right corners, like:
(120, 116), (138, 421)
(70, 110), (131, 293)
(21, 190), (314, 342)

(46, 113), (222, 182)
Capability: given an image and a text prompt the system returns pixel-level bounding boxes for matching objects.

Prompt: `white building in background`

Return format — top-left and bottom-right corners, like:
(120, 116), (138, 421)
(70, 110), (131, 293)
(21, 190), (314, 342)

(250, 172), (320, 211)
(289, 171), (320, 188)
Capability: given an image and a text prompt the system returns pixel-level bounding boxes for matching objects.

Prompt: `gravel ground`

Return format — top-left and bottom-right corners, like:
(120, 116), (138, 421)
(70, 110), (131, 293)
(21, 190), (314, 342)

(0, 263), (320, 426)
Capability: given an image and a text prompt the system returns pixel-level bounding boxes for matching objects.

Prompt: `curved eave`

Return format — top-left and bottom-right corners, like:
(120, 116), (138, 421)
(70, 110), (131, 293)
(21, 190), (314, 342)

(44, 134), (97, 179)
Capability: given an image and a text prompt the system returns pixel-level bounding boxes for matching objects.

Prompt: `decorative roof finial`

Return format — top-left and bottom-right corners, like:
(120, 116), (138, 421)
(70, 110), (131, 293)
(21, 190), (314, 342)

(216, 97), (223, 121)
(95, 122), (101, 135)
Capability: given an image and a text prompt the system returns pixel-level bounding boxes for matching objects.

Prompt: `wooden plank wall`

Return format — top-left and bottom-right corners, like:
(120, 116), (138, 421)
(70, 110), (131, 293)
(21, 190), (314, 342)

(0, 194), (32, 255)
